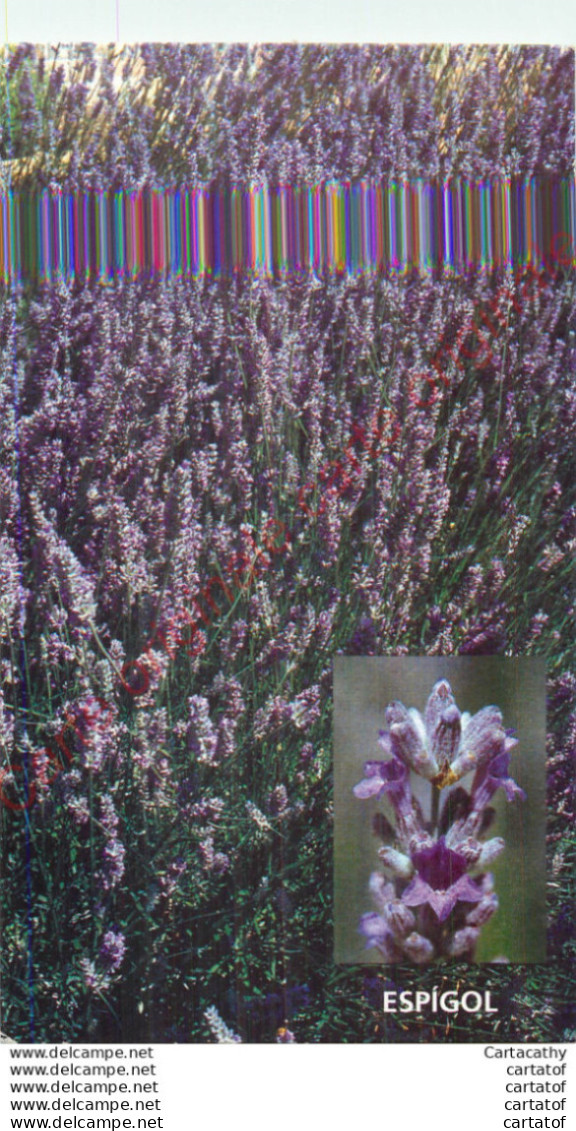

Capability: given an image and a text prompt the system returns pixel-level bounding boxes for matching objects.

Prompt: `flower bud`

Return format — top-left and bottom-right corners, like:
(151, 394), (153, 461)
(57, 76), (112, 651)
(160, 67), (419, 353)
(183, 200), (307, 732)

(450, 835), (482, 865)
(477, 837), (505, 868)
(378, 846), (414, 880)
(402, 932), (435, 964)
(368, 872), (395, 913)
(383, 899), (416, 938)
(450, 706), (507, 782)
(447, 927), (480, 957)
(424, 680), (456, 737)
(359, 913), (399, 960)
(431, 703), (462, 775)
(386, 701), (438, 779)
(359, 911), (388, 943)
(466, 892), (499, 926)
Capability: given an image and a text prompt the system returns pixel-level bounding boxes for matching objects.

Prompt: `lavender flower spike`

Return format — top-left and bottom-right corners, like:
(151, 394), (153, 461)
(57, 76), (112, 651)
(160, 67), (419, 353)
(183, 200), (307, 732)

(353, 679), (525, 963)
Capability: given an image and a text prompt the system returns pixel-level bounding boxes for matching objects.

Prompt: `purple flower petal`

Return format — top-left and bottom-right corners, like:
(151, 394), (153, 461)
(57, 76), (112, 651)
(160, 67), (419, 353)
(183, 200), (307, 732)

(386, 701), (438, 779)
(401, 838), (482, 921)
(359, 911), (389, 942)
(472, 746), (525, 809)
(353, 755), (412, 813)
(353, 763), (391, 799)
(358, 912), (400, 959)
(411, 836), (469, 888)
(377, 730), (395, 757)
(424, 679), (456, 745)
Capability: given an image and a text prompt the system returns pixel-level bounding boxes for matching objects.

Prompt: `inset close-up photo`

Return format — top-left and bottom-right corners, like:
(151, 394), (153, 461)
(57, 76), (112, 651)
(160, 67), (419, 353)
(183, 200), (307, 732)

(334, 658), (546, 965)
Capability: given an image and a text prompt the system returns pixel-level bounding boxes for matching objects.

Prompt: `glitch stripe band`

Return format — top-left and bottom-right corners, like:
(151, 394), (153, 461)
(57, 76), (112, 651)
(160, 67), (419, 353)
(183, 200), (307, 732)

(0, 177), (574, 283)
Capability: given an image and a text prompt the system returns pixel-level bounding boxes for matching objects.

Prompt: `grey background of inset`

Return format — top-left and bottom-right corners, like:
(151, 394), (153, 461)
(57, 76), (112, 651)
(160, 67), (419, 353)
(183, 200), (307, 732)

(334, 656), (546, 964)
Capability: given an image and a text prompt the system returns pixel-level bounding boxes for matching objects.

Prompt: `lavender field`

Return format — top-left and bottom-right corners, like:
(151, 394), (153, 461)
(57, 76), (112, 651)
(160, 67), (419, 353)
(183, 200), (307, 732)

(0, 44), (575, 1043)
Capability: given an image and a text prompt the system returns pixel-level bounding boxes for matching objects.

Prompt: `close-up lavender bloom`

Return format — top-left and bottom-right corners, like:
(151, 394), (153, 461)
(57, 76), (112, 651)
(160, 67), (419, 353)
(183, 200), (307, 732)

(352, 679), (527, 963)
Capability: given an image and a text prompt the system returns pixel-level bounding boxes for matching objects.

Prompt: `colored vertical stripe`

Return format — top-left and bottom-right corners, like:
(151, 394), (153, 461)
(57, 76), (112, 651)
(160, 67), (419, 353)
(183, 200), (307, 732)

(0, 179), (572, 283)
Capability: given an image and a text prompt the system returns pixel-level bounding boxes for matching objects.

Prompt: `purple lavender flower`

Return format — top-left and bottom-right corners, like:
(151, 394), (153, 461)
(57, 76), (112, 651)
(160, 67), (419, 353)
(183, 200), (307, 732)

(99, 929), (127, 972)
(359, 912), (402, 962)
(187, 696), (218, 764)
(98, 795), (126, 891)
(353, 680), (525, 962)
(204, 1006), (242, 1044)
(353, 754), (412, 814)
(400, 839), (483, 922)
(79, 958), (109, 993)
(372, 678), (522, 791)
(470, 747), (527, 810)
